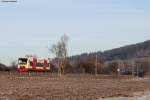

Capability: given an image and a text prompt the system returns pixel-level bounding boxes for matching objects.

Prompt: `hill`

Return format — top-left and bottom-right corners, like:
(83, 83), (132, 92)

(103, 40), (150, 60)
(69, 40), (150, 62)
(0, 63), (9, 71)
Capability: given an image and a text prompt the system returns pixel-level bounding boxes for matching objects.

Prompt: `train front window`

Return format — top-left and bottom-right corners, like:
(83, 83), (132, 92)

(18, 58), (27, 65)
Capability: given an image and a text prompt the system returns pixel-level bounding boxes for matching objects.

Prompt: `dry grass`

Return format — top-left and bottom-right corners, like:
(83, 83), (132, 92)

(0, 72), (150, 100)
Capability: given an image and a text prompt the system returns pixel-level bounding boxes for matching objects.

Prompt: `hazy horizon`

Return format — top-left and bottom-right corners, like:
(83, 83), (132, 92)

(0, 0), (150, 65)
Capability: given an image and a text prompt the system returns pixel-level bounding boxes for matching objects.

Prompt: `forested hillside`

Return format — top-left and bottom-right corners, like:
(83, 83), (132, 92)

(70, 40), (150, 62)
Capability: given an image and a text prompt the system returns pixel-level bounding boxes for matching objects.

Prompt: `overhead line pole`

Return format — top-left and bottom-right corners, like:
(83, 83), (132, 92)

(95, 54), (98, 76)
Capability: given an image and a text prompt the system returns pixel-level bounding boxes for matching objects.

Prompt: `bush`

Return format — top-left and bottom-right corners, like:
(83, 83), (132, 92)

(107, 62), (118, 75)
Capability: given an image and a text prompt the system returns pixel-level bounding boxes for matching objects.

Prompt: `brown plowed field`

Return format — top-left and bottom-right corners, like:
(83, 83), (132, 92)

(0, 72), (150, 100)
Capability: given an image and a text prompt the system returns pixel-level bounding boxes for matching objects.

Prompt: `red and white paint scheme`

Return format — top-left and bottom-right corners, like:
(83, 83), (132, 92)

(17, 57), (50, 72)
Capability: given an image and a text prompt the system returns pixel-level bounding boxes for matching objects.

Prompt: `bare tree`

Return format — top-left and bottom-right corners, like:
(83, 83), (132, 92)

(50, 34), (69, 76)
(128, 58), (136, 77)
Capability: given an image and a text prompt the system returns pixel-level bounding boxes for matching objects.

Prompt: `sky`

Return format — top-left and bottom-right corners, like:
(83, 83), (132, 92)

(0, 0), (150, 65)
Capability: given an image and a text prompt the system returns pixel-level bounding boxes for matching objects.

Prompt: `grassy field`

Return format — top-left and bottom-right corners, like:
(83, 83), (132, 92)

(0, 72), (150, 100)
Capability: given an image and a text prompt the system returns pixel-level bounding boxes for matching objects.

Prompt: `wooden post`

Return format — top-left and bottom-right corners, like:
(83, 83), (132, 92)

(95, 54), (98, 76)
(117, 60), (121, 77)
(132, 62), (134, 77)
(137, 63), (139, 77)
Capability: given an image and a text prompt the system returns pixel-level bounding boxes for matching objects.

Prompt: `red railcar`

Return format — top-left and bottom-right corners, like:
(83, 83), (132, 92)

(17, 57), (50, 71)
